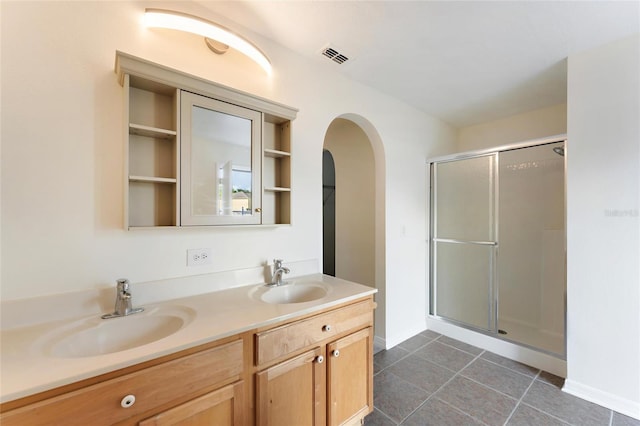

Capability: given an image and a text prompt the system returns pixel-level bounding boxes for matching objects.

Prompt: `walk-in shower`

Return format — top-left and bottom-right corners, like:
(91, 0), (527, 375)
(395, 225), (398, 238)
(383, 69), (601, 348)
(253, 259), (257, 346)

(428, 137), (566, 356)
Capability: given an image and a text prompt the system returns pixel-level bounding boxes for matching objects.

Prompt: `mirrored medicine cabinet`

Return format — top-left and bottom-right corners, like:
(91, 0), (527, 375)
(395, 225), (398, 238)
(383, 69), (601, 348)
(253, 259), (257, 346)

(115, 51), (297, 229)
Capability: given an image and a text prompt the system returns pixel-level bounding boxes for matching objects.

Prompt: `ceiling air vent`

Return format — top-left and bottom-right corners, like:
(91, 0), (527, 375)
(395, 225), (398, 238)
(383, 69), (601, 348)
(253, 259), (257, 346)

(321, 45), (349, 65)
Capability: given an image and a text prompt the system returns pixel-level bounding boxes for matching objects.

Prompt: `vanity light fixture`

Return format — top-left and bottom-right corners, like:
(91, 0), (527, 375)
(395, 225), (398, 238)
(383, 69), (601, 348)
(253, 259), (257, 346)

(143, 8), (272, 75)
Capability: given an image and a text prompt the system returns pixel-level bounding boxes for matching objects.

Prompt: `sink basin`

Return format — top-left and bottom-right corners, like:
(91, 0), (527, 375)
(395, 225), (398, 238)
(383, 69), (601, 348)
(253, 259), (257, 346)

(40, 305), (195, 358)
(257, 281), (329, 304)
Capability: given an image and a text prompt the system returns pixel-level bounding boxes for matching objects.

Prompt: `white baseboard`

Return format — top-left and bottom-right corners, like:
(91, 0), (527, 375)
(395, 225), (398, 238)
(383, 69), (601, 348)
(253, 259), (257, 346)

(373, 335), (386, 354)
(385, 322), (427, 349)
(563, 379), (640, 420)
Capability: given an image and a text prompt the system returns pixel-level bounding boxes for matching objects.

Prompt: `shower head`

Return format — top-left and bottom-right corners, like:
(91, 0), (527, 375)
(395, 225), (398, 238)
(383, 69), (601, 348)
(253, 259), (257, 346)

(553, 147), (564, 157)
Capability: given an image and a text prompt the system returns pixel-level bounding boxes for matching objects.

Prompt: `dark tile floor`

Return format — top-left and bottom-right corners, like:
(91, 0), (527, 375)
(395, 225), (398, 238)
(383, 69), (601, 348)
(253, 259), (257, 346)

(366, 330), (640, 426)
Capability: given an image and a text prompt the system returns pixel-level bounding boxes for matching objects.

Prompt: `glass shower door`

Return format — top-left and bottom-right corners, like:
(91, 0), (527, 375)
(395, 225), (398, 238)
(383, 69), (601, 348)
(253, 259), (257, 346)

(431, 154), (497, 331)
(497, 142), (565, 355)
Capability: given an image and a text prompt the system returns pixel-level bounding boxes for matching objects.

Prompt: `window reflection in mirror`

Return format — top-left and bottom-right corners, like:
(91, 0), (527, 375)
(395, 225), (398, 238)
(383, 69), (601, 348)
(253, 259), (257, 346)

(191, 105), (253, 217)
(231, 167), (252, 215)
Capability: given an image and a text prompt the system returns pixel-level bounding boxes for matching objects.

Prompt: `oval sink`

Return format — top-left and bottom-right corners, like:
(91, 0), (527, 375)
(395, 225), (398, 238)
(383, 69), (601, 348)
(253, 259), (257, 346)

(40, 305), (195, 358)
(259, 281), (329, 304)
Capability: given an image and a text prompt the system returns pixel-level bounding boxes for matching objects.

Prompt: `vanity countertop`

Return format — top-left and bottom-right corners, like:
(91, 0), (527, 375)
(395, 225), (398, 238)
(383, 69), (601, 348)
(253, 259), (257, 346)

(0, 273), (376, 403)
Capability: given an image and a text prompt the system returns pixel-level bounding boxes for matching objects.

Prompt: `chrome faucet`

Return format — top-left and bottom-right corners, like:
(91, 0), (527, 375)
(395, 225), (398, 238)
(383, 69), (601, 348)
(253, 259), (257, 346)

(102, 279), (144, 319)
(267, 259), (290, 287)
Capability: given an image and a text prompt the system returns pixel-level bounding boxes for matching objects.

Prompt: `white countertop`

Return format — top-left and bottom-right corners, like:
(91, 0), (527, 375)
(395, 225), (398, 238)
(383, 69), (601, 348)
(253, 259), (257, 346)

(0, 274), (376, 403)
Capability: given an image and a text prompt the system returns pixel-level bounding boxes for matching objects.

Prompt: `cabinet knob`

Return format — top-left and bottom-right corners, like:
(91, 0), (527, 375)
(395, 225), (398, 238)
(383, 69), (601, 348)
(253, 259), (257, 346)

(255, 208), (262, 212)
(322, 325), (331, 332)
(332, 349), (340, 358)
(120, 394), (136, 408)
(316, 355), (324, 364)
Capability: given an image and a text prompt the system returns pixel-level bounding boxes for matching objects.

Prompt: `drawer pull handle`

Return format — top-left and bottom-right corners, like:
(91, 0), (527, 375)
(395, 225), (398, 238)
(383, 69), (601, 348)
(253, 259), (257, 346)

(322, 325), (332, 332)
(316, 355), (324, 364)
(121, 394), (136, 408)
(332, 350), (340, 358)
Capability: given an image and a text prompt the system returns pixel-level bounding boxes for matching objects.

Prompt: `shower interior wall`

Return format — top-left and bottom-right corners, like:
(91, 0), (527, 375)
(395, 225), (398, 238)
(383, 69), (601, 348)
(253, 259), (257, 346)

(497, 142), (566, 355)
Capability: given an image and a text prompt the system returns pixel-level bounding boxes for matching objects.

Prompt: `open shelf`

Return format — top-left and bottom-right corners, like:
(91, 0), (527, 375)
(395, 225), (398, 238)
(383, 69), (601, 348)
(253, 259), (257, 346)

(129, 123), (177, 139)
(128, 181), (176, 227)
(264, 187), (291, 192)
(124, 72), (179, 228)
(129, 176), (177, 184)
(264, 149), (291, 158)
(262, 191), (291, 225)
(263, 120), (291, 224)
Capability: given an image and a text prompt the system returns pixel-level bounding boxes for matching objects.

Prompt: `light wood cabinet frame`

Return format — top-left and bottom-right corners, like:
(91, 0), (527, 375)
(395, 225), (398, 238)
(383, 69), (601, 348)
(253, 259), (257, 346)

(139, 381), (244, 426)
(0, 339), (243, 426)
(115, 51), (297, 228)
(327, 327), (374, 425)
(255, 347), (326, 426)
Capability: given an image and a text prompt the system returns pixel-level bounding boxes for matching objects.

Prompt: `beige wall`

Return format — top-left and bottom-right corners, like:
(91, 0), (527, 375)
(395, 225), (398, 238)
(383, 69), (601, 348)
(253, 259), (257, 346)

(565, 34), (639, 417)
(0, 1), (456, 348)
(457, 103), (567, 152)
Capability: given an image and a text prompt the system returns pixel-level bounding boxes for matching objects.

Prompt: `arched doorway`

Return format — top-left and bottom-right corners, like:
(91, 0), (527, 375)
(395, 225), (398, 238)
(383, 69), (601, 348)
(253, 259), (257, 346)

(323, 115), (386, 348)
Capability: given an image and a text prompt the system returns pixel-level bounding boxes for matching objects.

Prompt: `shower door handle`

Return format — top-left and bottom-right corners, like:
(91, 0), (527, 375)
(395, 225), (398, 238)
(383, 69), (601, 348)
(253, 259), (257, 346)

(433, 238), (497, 246)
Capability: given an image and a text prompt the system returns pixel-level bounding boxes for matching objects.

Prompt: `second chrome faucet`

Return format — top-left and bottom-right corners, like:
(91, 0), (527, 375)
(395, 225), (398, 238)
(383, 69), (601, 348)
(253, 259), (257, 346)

(102, 278), (144, 319)
(267, 259), (290, 287)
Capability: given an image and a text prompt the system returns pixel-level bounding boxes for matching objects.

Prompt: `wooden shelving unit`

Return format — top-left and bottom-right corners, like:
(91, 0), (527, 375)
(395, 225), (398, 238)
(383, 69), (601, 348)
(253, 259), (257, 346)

(116, 51), (297, 229)
(263, 120), (292, 225)
(124, 76), (179, 228)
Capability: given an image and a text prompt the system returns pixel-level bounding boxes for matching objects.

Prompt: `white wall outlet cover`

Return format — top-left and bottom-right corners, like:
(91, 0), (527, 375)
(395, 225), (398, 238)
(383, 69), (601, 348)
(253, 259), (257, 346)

(187, 248), (213, 266)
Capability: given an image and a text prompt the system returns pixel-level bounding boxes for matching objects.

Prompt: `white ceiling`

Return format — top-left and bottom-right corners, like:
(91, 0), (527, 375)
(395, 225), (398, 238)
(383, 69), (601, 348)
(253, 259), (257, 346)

(199, 1), (640, 127)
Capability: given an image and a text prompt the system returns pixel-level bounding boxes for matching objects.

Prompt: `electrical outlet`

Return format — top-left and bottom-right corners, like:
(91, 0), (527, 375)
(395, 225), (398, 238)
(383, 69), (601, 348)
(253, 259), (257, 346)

(187, 248), (212, 267)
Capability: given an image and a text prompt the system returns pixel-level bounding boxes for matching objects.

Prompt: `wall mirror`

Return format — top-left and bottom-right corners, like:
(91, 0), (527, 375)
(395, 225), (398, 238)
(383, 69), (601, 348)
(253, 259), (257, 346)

(181, 91), (261, 225)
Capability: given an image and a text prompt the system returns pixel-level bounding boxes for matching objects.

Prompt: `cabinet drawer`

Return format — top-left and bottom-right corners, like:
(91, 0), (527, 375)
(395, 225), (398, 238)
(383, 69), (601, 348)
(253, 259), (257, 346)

(140, 381), (244, 426)
(256, 299), (373, 365)
(1, 340), (243, 426)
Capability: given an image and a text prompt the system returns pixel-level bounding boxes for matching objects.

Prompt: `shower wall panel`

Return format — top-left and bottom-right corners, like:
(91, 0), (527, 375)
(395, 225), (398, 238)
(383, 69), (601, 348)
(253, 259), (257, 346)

(497, 142), (565, 354)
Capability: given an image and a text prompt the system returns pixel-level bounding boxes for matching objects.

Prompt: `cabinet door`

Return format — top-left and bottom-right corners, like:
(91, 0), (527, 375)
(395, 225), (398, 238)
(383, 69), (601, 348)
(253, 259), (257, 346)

(180, 91), (262, 226)
(327, 327), (373, 426)
(256, 347), (325, 426)
(139, 381), (243, 426)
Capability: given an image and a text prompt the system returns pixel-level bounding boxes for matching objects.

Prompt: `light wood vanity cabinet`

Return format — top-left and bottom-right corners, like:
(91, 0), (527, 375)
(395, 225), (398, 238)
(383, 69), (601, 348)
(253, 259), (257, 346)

(255, 299), (375, 426)
(0, 297), (374, 426)
(0, 339), (245, 426)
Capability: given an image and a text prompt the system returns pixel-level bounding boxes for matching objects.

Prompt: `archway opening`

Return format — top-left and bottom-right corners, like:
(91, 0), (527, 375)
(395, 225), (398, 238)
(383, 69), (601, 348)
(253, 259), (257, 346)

(323, 116), (386, 348)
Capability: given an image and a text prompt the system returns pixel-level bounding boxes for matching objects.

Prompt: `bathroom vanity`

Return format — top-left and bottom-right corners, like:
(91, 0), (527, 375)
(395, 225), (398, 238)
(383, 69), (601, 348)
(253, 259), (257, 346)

(0, 274), (376, 425)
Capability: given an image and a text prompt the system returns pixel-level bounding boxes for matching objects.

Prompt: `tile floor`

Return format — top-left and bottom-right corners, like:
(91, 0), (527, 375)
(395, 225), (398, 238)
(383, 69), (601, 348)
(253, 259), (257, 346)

(365, 330), (640, 426)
